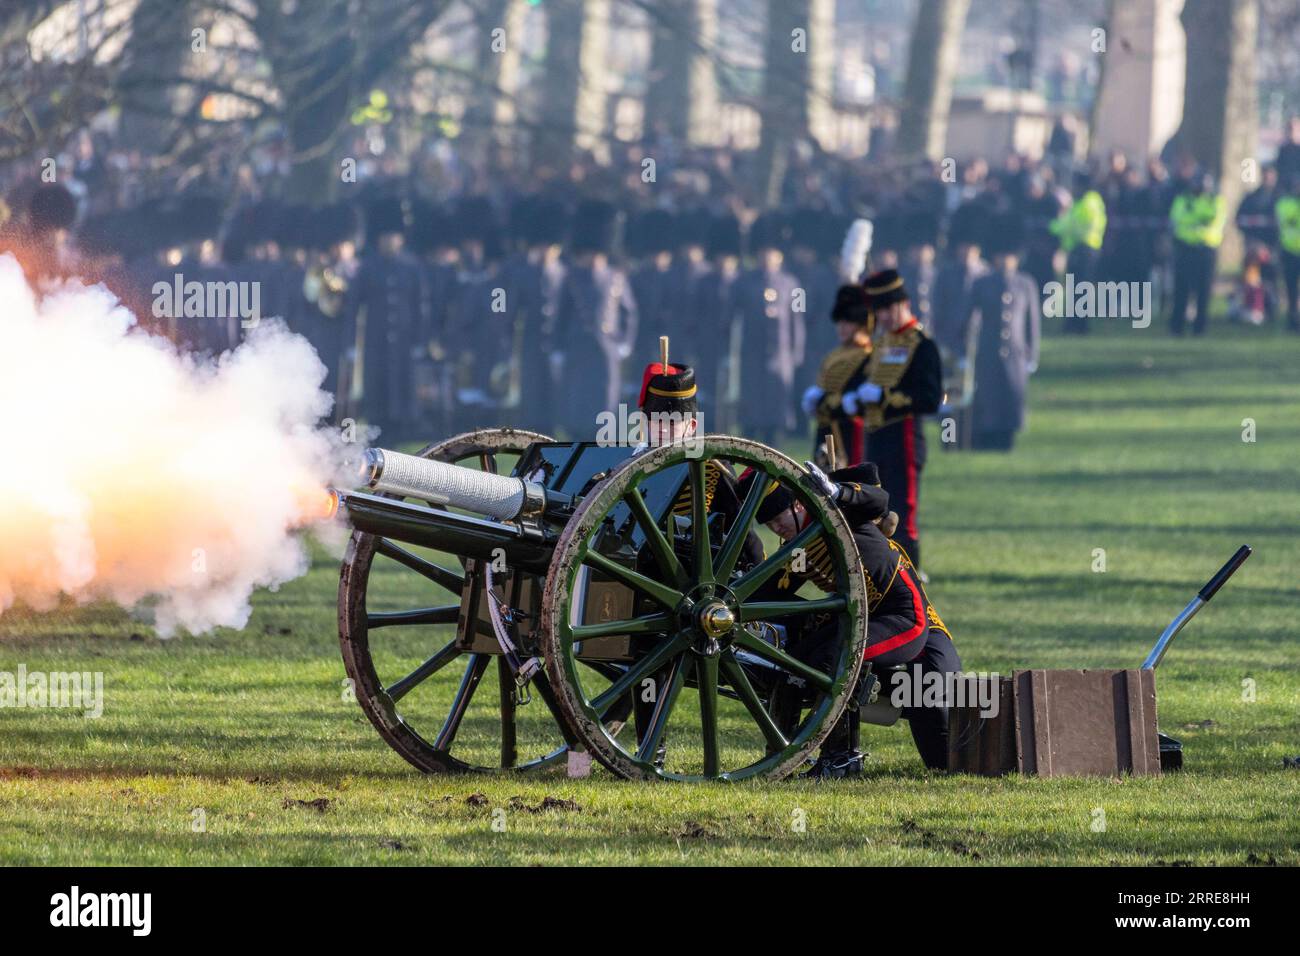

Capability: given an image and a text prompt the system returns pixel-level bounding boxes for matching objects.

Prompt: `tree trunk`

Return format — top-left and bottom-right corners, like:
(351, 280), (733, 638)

(118, 0), (194, 158)
(895, 0), (971, 161)
(1169, 0), (1258, 268)
(753, 0), (834, 207)
(536, 0), (611, 171)
(463, 0), (527, 173)
(644, 0), (719, 148)
(252, 0), (451, 204)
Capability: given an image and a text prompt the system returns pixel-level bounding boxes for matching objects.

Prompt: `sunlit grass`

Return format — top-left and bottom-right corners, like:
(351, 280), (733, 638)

(1, 322), (1298, 864)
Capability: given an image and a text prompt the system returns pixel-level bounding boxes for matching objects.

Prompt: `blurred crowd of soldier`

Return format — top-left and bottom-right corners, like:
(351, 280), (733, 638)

(4, 116), (1300, 448)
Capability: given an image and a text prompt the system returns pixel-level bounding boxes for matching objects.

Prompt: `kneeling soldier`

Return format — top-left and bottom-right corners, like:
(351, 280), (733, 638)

(741, 462), (960, 776)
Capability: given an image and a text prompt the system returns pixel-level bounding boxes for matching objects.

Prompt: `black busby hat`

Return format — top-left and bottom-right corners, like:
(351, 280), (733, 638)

(706, 212), (742, 257)
(408, 198), (450, 255)
(76, 209), (131, 259)
(180, 194), (224, 244)
(830, 284), (872, 325)
(674, 207), (712, 250)
(365, 196), (408, 243)
(902, 200), (941, 248)
(531, 197), (570, 246)
(571, 199), (618, 255)
(864, 268), (909, 309)
(638, 361), (698, 417)
(135, 196), (185, 252)
(627, 208), (675, 258)
(737, 470), (797, 525)
(453, 195), (496, 243)
(870, 205), (904, 256)
(508, 195), (537, 243)
(748, 211), (791, 254)
(818, 213), (852, 260)
(984, 211), (1025, 257)
(28, 183), (77, 233)
(790, 207), (823, 251)
(274, 202), (313, 251)
(947, 201), (984, 248)
(509, 195), (568, 248)
(243, 199), (287, 246)
(316, 201), (361, 248)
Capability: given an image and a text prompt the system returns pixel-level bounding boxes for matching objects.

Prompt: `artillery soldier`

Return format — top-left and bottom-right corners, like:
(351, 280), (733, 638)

(788, 207), (840, 393)
(447, 195), (508, 425)
(734, 212), (804, 442)
(959, 216), (1041, 451)
(337, 196), (426, 441)
(801, 284), (874, 467)
(628, 208), (678, 367)
(556, 199), (639, 435)
(666, 208), (716, 379)
(694, 212), (743, 423)
(501, 196), (569, 432)
(742, 462), (960, 776)
(840, 269), (943, 573)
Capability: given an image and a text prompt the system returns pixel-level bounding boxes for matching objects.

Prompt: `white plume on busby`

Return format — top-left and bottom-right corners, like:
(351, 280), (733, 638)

(838, 218), (873, 283)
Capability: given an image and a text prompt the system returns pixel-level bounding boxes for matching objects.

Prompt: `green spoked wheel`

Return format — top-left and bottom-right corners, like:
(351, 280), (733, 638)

(539, 436), (868, 782)
(339, 427), (579, 775)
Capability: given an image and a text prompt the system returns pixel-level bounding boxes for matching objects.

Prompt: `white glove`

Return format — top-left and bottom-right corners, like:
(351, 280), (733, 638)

(804, 461), (839, 498)
(1026, 360), (1038, 375)
(801, 385), (825, 415)
(842, 391), (860, 416)
(855, 381), (883, 404)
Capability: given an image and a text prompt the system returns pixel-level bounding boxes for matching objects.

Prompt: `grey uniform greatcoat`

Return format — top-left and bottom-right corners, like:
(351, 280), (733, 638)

(555, 261), (639, 435)
(962, 268), (1041, 438)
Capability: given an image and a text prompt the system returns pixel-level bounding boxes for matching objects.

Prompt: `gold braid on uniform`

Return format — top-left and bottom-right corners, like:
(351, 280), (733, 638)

(865, 324), (923, 430)
(814, 344), (872, 425)
(671, 460), (722, 517)
(774, 529), (837, 593)
(883, 539), (953, 640)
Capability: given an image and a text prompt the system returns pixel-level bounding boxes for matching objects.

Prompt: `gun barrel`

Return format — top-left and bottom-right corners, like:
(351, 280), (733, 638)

(333, 489), (553, 573)
(360, 448), (543, 522)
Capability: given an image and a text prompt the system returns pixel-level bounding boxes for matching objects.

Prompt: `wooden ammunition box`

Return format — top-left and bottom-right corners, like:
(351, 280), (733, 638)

(948, 669), (1161, 778)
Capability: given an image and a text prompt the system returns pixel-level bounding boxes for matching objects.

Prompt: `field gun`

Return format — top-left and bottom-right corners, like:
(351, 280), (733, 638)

(329, 428), (868, 782)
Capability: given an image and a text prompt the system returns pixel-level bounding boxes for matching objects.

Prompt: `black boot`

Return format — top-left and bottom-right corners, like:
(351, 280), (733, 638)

(801, 708), (864, 779)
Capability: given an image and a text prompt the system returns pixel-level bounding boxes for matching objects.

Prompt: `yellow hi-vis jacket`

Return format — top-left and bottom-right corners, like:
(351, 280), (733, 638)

(1170, 192), (1226, 248)
(1275, 196), (1300, 255)
(1050, 190), (1107, 252)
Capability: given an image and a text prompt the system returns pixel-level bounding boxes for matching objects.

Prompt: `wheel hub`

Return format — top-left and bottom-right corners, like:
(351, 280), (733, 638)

(698, 601), (736, 638)
(679, 584), (740, 654)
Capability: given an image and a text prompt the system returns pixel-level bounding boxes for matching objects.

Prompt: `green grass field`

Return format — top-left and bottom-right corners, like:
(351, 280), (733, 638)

(2, 322), (1298, 866)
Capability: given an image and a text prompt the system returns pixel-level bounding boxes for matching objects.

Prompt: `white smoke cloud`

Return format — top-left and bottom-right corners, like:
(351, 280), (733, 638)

(0, 255), (351, 636)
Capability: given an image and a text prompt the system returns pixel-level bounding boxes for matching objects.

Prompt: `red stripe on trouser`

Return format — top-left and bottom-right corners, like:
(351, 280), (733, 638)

(850, 419), (865, 465)
(902, 416), (918, 541)
(863, 565), (926, 660)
